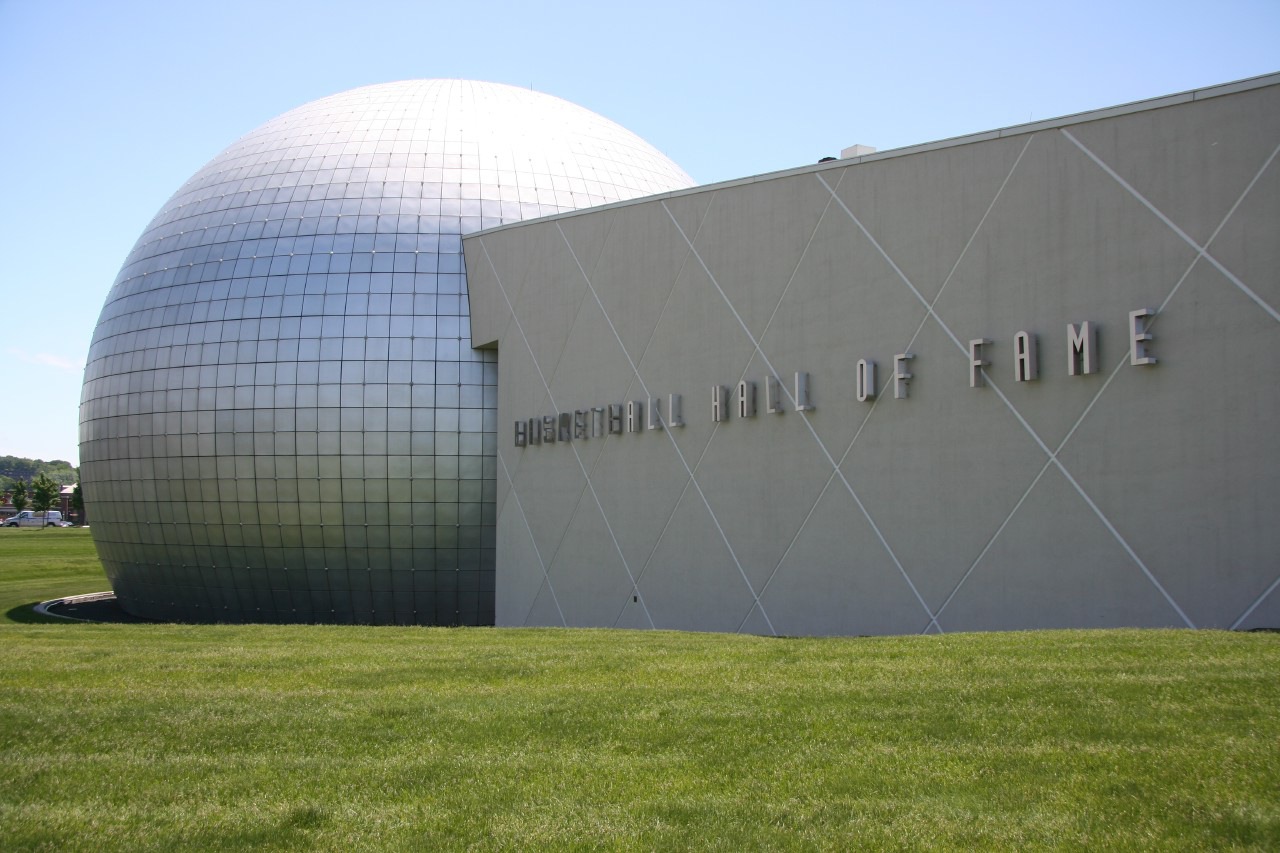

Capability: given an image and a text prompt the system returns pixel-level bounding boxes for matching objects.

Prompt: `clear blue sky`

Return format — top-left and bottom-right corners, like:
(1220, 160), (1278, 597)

(1, 0), (1277, 466)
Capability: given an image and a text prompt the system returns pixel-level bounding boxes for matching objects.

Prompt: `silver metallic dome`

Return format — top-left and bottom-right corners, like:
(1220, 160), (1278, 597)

(80, 80), (694, 624)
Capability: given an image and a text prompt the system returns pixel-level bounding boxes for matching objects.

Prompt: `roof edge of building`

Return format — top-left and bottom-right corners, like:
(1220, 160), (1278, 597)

(467, 70), (1280, 240)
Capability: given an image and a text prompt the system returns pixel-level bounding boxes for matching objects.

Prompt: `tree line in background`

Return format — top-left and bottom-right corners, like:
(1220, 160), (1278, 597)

(0, 456), (77, 486)
(2, 457), (82, 521)
(6, 475), (64, 515)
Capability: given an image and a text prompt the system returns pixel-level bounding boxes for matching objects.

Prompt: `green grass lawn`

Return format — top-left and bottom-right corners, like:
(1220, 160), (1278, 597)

(1, 529), (1277, 850)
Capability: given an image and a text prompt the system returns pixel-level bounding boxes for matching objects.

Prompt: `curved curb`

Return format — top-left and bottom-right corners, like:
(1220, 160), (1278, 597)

(34, 591), (117, 621)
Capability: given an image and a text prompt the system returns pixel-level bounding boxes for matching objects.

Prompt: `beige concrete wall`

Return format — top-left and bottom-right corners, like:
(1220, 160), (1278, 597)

(465, 77), (1280, 636)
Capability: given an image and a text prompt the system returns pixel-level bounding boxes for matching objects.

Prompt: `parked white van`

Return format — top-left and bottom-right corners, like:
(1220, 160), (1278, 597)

(4, 510), (64, 527)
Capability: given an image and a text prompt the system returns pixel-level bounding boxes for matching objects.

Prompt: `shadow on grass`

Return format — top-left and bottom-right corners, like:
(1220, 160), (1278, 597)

(6, 602), (64, 624)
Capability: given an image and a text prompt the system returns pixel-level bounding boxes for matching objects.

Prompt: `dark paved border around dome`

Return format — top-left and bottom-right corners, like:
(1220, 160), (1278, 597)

(35, 592), (153, 623)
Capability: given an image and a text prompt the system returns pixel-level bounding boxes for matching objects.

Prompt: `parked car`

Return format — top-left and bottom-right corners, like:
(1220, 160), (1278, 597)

(4, 510), (64, 527)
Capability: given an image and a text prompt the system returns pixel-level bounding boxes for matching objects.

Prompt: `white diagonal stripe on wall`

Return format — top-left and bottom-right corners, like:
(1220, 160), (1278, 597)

(946, 140), (1280, 629)
(561, 195), (781, 634)
(930, 455), (1056, 623)
(497, 451), (566, 627)
(661, 198), (940, 631)
(1141, 141), (1280, 320)
(945, 134), (1280, 628)
(816, 171), (969, 357)
(590, 199), (740, 628)
(626, 184), (839, 633)
(1232, 573), (1280, 630)
(940, 368), (1196, 628)
(827, 137), (1032, 483)
(816, 163), (1197, 629)
(554, 221), (777, 635)
(561, 202), (728, 628)
(1061, 130), (1280, 324)
(478, 237), (656, 629)
(752, 467), (840, 611)
(756, 142), (1035, 627)
(879, 136), (1037, 376)
(719, 189), (844, 633)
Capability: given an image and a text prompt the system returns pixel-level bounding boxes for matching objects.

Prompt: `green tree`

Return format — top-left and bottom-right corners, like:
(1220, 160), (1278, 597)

(0, 456), (77, 485)
(72, 481), (84, 524)
(30, 474), (59, 517)
(10, 479), (28, 514)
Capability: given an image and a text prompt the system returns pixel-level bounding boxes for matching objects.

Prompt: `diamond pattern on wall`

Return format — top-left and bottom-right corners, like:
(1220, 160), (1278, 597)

(687, 177), (835, 342)
(838, 315), (1051, 611)
(693, 353), (856, 592)
(545, 493), (643, 628)
(1065, 87), (1280, 247)
(585, 203), (697, 362)
(829, 136), (1031, 306)
(763, 478), (937, 636)
(937, 464), (1184, 630)
(640, 483), (765, 633)
(1191, 146), (1280, 312)
(1056, 259), (1280, 628)
(927, 131), (1201, 450)
(586, 415), (692, 583)
(470, 81), (1280, 635)
(759, 189), (941, 458)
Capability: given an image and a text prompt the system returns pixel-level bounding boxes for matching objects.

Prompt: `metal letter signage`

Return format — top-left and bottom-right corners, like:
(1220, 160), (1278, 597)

(647, 396), (663, 430)
(712, 385), (728, 423)
(1067, 321), (1097, 375)
(969, 339), (992, 388)
(1013, 331), (1038, 382)
(856, 359), (876, 402)
(894, 353), (914, 399)
(1129, 309), (1158, 366)
(794, 372), (814, 412)
(668, 394), (684, 427)
(737, 381), (756, 418)
(627, 401), (643, 433)
(765, 376), (783, 414)
(511, 310), (1160, 450)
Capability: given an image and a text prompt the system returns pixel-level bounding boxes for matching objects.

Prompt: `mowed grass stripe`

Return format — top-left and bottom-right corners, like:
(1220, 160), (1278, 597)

(1, 529), (1277, 850)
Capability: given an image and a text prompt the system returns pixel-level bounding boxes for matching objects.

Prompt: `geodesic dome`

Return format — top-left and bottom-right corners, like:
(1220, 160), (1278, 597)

(80, 80), (694, 624)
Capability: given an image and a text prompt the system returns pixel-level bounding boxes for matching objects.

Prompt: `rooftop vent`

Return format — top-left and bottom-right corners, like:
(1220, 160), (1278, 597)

(840, 144), (877, 159)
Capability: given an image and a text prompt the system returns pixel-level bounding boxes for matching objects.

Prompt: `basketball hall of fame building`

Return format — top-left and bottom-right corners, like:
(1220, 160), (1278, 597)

(84, 74), (1279, 634)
